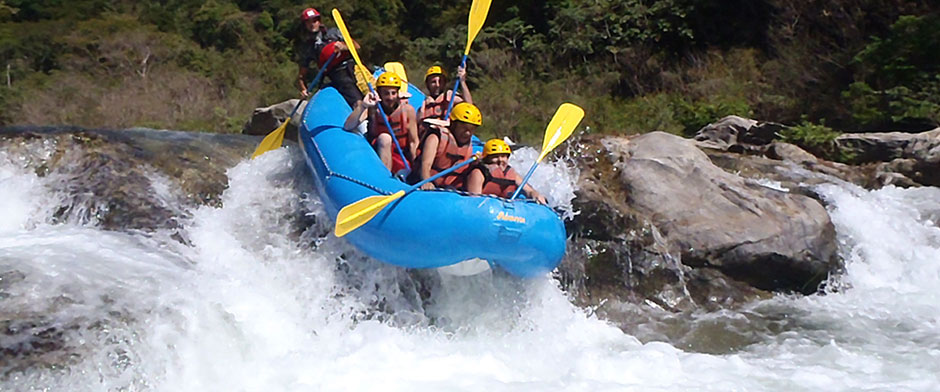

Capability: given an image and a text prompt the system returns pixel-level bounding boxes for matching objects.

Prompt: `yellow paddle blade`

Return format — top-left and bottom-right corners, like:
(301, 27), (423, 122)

(334, 190), (406, 237)
(332, 9), (367, 76)
(383, 62), (407, 82)
(251, 119), (289, 159)
(383, 62), (408, 95)
(537, 103), (585, 162)
(353, 63), (373, 95)
(465, 0), (493, 55)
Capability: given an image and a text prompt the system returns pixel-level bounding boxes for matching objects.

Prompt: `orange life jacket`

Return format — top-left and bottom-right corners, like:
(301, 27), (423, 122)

(419, 90), (454, 122)
(367, 102), (411, 152)
(477, 163), (519, 198)
(428, 128), (474, 188)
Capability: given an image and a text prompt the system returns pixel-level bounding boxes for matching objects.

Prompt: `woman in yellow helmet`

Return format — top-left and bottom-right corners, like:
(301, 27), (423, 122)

(416, 102), (481, 190)
(343, 71), (419, 174)
(465, 139), (547, 204)
(418, 65), (473, 131)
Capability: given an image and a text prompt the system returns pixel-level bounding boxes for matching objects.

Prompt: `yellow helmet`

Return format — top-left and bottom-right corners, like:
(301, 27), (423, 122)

(375, 72), (402, 89)
(425, 66), (446, 80)
(483, 139), (511, 158)
(450, 102), (482, 126)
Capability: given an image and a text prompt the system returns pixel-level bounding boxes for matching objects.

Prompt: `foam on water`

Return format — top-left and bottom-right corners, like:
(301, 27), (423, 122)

(509, 146), (579, 220)
(0, 151), (54, 232)
(2, 145), (940, 391)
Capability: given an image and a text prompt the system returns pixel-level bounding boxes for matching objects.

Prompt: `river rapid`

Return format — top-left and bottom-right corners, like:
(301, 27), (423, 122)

(1, 144), (938, 391)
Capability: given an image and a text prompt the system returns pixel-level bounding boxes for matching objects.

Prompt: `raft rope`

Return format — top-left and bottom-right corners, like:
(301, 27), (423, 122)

(309, 137), (393, 195)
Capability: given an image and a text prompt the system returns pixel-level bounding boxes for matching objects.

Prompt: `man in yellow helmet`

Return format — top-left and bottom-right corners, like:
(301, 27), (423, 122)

(343, 72), (418, 174)
(418, 65), (473, 134)
(415, 102), (481, 190)
(465, 139), (546, 203)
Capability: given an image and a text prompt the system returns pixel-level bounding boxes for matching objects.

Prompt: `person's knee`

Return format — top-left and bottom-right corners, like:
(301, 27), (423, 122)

(375, 133), (393, 149)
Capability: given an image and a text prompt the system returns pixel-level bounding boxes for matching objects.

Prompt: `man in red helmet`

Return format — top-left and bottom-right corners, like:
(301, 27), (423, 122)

(294, 7), (363, 107)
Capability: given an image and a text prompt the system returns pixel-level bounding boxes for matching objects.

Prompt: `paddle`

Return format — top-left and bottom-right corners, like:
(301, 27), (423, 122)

(334, 155), (479, 237)
(383, 62), (409, 97)
(509, 103), (585, 200)
(252, 52), (337, 159)
(442, 0), (493, 121)
(332, 8), (411, 175)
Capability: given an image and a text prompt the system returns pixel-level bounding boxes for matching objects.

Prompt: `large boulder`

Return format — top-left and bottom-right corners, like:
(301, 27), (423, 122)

(835, 128), (940, 186)
(563, 132), (840, 312)
(243, 99), (307, 142)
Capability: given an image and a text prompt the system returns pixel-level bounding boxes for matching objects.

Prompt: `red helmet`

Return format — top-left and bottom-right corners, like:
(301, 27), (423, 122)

(301, 8), (320, 21)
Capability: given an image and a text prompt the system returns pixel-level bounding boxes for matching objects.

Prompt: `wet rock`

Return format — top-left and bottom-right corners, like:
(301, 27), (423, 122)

(764, 141), (817, 164)
(0, 126), (260, 231)
(694, 115), (785, 151)
(243, 99), (306, 142)
(704, 145), (880, 196)
(835, 128), (940, 186)
(563, 133), (840, 313)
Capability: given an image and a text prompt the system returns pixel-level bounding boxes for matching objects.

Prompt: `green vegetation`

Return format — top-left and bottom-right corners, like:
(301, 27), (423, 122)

(842, 14), (940, 131)
(779, 119), (856, 163)
(0, 0), (937, 142)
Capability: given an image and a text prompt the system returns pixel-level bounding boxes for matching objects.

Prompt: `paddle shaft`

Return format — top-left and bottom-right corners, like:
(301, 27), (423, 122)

(251, 52), (338, 159)
(510, 161), (540, 200)
(290, 52), (337, 119)
(333, 155), (477, 237)
(442, 54), (468, 121)
(409, 154), (477, 193)
(330, 9), (411, 174)
(367, 82), (412, 173)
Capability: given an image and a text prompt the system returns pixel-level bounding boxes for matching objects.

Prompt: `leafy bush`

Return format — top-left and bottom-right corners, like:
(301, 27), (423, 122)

(779, 119), (855, 163)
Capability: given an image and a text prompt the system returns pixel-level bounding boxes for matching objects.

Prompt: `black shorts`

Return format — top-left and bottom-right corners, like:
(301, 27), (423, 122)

(327, 62), (364, 108)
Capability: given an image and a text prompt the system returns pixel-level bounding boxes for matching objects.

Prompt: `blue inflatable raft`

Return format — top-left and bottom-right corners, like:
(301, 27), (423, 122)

(297, 83), (566, 277)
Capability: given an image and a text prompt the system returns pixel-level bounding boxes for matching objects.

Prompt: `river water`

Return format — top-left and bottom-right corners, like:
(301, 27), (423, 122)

(1, 146), (938, 391)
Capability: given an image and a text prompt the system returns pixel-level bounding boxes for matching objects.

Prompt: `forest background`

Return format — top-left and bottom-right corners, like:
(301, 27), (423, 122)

(0, 0), (937, 152)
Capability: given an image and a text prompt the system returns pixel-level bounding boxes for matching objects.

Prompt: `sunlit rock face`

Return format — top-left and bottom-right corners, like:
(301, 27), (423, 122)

(562, 133), (841, 314)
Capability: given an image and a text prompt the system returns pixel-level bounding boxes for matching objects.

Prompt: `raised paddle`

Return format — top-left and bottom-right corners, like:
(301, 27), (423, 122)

(334, 155), (479, 237)
(333, 8), (412, 175)
(383, 62), (409, 97)
(509, 103), (585, 200)
(442, 0), (492, 121)
(251, 52), (337, 159)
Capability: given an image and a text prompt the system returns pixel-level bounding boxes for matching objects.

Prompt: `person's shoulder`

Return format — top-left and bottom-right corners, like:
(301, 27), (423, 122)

(470, 162), (490, 177)
(423, 126), (443, 140)
(325, 27), (342, 39)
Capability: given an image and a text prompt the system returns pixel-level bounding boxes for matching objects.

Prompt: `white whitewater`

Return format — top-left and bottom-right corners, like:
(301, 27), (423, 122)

(1, 147), (938, 391)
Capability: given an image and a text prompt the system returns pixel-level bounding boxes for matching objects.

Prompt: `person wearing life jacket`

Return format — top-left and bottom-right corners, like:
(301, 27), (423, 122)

(465, 139), (547, 204)
(343, 72), (418, 174)
(418, 65), (473, 125)
(294, 7), (363, 107)
(416, 102), (481, 190)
